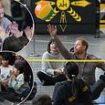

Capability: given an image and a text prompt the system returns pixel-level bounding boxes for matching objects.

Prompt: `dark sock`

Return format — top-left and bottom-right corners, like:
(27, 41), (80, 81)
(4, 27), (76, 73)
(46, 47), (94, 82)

(0, 96), (5, 102)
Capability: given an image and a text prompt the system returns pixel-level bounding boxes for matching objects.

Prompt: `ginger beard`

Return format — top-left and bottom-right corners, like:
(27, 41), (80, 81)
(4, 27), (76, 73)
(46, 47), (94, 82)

(74, 40), (86, 55)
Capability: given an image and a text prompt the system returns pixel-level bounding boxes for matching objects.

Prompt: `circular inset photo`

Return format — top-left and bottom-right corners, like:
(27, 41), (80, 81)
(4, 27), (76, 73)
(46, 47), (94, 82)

(0, 0), (34, 52)
(0, 51), (36, 104)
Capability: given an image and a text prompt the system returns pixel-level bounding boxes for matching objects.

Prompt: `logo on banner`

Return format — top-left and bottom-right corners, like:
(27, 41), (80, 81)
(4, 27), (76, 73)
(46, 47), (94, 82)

(35, 0), (91, 32)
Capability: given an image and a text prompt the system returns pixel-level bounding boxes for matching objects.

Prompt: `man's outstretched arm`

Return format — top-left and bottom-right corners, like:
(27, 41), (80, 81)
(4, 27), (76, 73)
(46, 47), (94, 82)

(47, 24), (73, 59)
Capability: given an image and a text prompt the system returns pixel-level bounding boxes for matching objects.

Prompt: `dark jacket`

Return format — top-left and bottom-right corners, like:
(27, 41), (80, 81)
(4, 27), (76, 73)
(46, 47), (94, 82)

(3, 34), (29, 52)
(53, 79), (93, 105)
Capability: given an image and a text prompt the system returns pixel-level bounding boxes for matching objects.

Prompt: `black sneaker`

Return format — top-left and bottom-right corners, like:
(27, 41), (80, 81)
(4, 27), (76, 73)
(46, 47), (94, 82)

(100, 73), (105, 82)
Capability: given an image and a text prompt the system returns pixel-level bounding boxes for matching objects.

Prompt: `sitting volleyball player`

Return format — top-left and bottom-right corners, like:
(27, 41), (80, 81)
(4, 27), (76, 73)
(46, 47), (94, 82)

(53, 62), (105, 105)
(48, 24), (105, 86)
(37, 39), (66, 85)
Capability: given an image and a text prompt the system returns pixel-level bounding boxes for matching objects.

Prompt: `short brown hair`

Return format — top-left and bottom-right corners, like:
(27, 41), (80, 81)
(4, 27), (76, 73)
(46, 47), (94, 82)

(76, 38), (88, 51)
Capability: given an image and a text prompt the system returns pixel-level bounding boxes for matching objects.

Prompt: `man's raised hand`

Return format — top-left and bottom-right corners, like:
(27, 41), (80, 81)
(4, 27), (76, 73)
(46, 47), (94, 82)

(47, 24), (57, 37)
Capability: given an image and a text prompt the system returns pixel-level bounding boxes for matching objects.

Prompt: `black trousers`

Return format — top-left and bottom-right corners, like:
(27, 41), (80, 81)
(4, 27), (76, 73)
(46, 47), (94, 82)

(91, 79), (105, 100)
(37, 71), (66, 86)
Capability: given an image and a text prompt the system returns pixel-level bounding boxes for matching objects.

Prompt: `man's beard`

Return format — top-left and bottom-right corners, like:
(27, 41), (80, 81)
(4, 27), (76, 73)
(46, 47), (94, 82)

(74, 50), (84, 55)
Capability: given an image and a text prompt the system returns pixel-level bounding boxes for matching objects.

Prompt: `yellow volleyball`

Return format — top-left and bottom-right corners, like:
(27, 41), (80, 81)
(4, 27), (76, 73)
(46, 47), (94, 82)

(35, 1), (54, 21)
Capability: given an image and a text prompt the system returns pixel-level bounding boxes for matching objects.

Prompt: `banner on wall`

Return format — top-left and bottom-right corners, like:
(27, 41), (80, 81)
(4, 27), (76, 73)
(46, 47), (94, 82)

(32, 0), (99, 34)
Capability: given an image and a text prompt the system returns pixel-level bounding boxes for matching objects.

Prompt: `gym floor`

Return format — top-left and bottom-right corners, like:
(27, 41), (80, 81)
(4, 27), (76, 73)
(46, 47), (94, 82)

(2, 34), (105, 105)
(18, 34), (105, 105)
